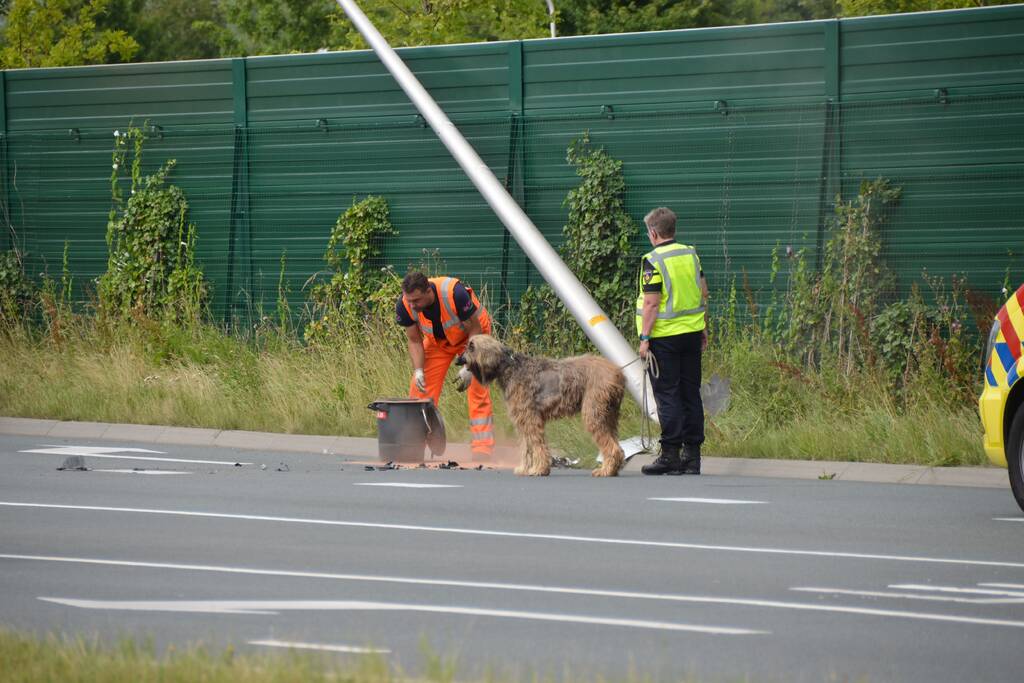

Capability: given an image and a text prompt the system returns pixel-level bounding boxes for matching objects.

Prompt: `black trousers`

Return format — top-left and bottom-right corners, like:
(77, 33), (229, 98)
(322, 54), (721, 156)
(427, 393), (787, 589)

(648, 331), (704, 452)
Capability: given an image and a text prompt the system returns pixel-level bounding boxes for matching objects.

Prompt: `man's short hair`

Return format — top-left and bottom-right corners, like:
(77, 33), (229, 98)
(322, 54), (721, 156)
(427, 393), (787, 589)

(402, 271), (431, 294)
(644, 207), (677, 239)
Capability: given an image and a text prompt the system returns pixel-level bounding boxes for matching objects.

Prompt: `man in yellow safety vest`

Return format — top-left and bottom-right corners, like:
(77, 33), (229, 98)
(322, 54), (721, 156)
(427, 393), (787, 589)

(636, 207), (709, 475)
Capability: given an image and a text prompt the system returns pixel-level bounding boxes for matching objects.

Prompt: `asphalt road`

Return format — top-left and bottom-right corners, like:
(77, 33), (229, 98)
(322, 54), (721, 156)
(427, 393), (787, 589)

(1, 433), (1022, 682)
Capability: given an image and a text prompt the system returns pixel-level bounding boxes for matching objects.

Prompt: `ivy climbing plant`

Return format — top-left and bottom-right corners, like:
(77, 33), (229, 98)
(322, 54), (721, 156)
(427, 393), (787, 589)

(98, 125), (207, 322)
(305, 194), (399, 346)
(515, 133), (638, 354)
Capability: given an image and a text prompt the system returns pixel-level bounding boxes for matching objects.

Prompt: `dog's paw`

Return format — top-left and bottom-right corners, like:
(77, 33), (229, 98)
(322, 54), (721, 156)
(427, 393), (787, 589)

(527, 466), (551, 477)
(591, 466), (619, 477)
(513, 465), (528, 476)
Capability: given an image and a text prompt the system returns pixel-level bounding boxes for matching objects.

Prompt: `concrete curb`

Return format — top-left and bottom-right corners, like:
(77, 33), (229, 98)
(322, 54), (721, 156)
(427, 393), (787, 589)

(0, 416), (1009, 489)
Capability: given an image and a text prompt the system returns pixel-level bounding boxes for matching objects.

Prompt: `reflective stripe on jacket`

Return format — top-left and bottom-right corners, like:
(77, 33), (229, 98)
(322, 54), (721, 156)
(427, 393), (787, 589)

(635, 243), (705, 337)
(402, 276), (484, 347)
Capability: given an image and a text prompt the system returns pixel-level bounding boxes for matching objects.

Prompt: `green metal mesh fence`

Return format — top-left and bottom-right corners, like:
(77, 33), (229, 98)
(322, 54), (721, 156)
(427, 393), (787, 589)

(4, 91), (1022, 334)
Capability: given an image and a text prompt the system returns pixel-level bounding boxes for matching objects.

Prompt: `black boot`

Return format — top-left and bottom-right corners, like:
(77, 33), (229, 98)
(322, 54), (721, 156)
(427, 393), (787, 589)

(642, 447), (684, 476)
(680, 444), (701, 475)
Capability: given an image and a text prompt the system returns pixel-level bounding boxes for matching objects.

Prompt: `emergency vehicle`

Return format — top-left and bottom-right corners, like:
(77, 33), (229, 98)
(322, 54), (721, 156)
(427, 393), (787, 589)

(979, 284), (1024, 512)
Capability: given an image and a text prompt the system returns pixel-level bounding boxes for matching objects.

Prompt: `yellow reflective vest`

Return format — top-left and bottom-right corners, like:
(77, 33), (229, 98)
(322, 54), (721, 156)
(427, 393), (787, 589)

(635, 242), (705, 337)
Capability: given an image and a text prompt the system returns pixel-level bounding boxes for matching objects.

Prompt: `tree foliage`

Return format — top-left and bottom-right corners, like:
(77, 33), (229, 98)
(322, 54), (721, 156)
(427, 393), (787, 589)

(96, 0), (231, 62)
(7, 0), (1016, 67)
(327, 0), (550, 50)
(221, 0), (336, 56)
(0, 0), (138, 69)
(839, 0), (1016, 17)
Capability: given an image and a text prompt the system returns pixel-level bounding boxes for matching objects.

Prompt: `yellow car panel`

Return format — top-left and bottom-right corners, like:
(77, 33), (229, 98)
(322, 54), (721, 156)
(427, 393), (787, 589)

(979, 284), (1024, 511)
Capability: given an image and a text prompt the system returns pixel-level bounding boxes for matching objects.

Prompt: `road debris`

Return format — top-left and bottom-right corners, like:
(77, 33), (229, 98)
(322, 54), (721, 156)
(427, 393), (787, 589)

(57, 456), (89, 471)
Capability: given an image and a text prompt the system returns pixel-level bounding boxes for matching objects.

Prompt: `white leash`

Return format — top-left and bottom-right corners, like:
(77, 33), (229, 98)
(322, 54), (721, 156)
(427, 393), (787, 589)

(622, 352), (659, 452)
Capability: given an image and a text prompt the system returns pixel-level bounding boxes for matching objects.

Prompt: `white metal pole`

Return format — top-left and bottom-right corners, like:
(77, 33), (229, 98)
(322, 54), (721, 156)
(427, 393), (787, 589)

(545, 0), (557, 38)
(334, 0), (657, 422)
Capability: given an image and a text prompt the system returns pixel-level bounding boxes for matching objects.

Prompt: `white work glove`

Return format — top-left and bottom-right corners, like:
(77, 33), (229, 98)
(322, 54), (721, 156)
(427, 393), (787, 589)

(413, 368), (426, 393)
(454, 366), (473, 393)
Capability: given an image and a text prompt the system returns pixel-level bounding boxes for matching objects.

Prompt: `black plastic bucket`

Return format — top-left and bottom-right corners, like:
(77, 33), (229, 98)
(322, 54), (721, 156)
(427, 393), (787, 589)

(367, 398), (446, 463)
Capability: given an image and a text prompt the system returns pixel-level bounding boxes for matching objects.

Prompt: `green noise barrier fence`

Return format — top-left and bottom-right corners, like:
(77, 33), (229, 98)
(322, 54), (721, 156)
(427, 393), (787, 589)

(1, 6), (1022, 328)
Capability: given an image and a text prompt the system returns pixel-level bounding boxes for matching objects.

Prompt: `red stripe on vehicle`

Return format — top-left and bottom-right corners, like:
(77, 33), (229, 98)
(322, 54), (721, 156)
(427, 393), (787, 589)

(998, 307), (1021, 359)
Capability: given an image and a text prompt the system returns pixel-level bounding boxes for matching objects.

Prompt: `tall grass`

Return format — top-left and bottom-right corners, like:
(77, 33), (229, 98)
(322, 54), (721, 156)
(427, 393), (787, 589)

(0, 629), (390, 683)
(0, 310), (986, 467)
(0, 628), (725, 683)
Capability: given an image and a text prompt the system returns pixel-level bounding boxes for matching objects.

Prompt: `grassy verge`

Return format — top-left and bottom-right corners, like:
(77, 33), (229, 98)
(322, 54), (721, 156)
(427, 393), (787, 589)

(0, 316), (987, 467)
(0, 629), (391, 683)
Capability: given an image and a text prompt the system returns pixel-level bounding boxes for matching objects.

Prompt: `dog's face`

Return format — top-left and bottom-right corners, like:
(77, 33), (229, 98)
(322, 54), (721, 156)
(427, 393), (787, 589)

(463, 334), (508, 385)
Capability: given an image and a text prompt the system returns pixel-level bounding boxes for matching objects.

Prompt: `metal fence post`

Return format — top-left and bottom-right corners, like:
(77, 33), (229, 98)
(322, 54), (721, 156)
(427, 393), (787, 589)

(225, 58), (251, 327)
(815, 20), (842, 272)
(0, 71), (12, 254)
(499, 41), (526, 327)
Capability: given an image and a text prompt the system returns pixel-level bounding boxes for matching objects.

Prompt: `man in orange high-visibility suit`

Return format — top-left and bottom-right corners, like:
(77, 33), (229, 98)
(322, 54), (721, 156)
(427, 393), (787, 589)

(395, 271), (494, 457)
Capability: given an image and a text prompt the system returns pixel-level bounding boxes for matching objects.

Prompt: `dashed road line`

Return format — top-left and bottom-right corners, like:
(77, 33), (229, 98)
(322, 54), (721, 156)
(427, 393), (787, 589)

(889, 584), (1024, 598)
(92, 469), (191, 475)
(791, 586), (1024, 605)
(38, 598), (767, 635)
(7, 554), (1024, 630)
(649, 497), (766, 505)
(250, 639), (390, 654)
(354, 483), (462, 489)
(4, 501), (1024, 569)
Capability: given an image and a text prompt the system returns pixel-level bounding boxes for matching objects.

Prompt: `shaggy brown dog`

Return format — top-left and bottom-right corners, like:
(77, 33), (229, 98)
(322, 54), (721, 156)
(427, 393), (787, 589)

(458, 334), (625, 477)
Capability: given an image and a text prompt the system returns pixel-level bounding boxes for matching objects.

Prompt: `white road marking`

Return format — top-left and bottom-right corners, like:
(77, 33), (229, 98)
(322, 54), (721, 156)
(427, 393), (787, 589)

(31, 446), (165, 454)
(249, 639), (389, 654)
(981, 582), (1024, 590)
(649, 497), (766, 505)
(354, 483), (462, 489)
(889, 584), (1024, 598)
(994, 517), (1024, 522)
(3, 501), (1024, 569)
(20, 446), (252, 466)
(92, 469), (191, 476)
(38, 598), (765, 635)
(7, 554), (1024, 630)
(791, 587), (1024, 605)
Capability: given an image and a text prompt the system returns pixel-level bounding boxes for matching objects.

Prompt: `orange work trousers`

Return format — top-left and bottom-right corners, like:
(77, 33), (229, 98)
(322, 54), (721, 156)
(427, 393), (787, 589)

(409, 327), (494, 456)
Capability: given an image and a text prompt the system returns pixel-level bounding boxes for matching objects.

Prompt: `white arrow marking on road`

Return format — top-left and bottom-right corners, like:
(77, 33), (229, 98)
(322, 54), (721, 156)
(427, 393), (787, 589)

(30, 446), (165, 454)
(649, 497), (766, 505)
(792, 587), (1024, 605)
(4, 501), (1024, 569)
(354, 483), (462, 489)
(38, 598), (765, 635)
(7, 554), (1024, 630)
(250, 640), (390, 654)
(92, 469), (191, 475)
(20, 446), (252, 466)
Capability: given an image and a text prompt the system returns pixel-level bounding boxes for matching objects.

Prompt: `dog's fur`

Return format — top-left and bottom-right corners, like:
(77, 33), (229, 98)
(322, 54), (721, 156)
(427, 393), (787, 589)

(461, 334), (625, 477)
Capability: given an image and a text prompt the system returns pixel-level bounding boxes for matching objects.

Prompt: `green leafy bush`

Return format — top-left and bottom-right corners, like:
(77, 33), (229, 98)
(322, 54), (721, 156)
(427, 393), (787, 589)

(97, 125), (207, 322)
(0, 249), (33, 326)
(305, 195), (400, 347)
(514, 133), (637, 353)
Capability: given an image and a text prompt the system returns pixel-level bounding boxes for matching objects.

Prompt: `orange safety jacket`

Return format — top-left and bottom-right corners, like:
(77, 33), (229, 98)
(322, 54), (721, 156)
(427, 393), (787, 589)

(401, 276), (488, 347)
